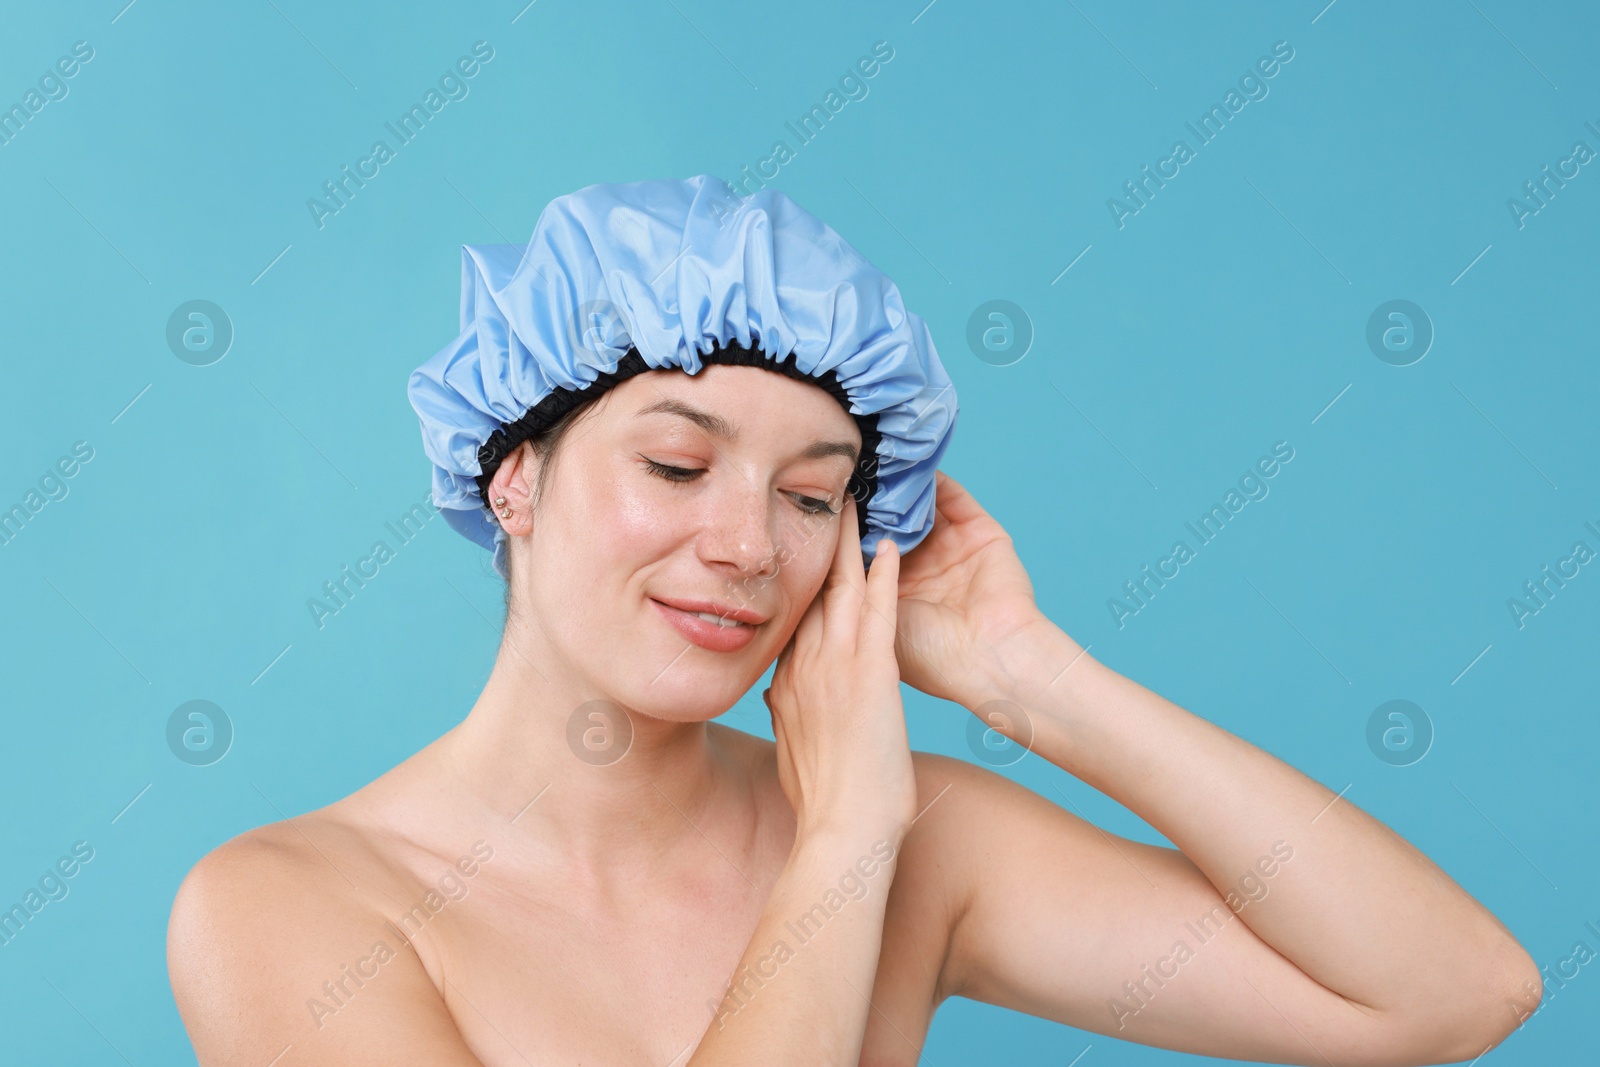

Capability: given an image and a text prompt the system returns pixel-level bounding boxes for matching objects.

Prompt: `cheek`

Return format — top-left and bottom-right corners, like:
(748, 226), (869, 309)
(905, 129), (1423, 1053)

(781, 509), (845, 575)
(600, 467), (702, 563)
(788, 537), (836, 592)
(540, 457), (695, 601)
(766, 524), (842, 618)
(524, 481), (675, 672)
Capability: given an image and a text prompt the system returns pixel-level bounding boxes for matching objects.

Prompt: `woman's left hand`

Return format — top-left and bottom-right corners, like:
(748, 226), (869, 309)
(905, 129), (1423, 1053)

(891, 470), (1076, 707)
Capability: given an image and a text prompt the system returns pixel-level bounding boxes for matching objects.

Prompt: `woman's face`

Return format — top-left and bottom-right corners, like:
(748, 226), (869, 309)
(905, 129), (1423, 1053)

(509, 364), (865, 720)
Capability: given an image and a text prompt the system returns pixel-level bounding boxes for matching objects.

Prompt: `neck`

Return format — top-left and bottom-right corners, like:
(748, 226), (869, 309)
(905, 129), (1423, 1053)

(433, 615), (746, 873)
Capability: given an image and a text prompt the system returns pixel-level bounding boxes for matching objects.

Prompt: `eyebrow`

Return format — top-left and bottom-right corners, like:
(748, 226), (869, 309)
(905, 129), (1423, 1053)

(635, 397), (859, 463)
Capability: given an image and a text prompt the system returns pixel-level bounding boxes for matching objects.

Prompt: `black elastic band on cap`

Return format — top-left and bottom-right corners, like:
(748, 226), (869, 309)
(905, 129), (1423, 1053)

(474, 341), (883, 542)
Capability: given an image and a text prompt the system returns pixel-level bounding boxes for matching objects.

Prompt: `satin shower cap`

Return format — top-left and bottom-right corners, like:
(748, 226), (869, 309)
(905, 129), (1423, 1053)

(408, 174), (958, 580)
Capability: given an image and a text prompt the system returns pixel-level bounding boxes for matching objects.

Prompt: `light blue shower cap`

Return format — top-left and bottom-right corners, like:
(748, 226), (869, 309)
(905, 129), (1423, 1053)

(408, 174), (958, 580)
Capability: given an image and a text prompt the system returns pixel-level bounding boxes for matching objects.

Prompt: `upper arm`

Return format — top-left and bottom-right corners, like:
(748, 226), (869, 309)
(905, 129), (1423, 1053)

(167, 829), (487, 1067)
(922, 758), (1483, 1067)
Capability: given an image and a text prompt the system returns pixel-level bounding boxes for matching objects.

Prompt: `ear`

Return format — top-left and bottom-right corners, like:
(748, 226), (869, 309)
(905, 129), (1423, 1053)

(487, 440), (539, 537)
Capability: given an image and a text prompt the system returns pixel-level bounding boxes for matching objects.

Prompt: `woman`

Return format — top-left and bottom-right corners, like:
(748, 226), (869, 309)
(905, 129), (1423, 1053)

(167, 177), (1539, 1066)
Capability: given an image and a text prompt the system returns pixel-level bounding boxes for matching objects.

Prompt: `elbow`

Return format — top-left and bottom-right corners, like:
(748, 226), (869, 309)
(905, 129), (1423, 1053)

(1472, 955), (1543, 1056)
(1411, 943), (1543, 1065)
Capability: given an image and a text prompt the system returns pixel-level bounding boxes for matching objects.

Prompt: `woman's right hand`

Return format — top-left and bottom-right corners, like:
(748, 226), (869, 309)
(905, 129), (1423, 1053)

(763, 493), (917, 845)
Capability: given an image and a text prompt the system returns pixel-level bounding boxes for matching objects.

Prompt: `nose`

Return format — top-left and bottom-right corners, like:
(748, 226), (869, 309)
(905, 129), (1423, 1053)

(698, 479), (782, 580)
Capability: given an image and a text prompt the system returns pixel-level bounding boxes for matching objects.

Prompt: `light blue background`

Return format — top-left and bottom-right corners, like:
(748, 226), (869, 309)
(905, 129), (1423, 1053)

(1, 0), (1596, 1062)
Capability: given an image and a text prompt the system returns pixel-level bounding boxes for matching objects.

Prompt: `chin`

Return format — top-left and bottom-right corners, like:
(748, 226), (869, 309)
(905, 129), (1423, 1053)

(588, 630), (774, 725)
(550, 595), (790, 724)
(617, 656), (768, 723)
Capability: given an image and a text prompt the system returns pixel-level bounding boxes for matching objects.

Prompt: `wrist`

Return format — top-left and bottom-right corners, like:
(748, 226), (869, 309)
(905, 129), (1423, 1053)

(977, 613), (1096, 708)
(789, 823), (906, 884)
(959, 619), (1106, 772)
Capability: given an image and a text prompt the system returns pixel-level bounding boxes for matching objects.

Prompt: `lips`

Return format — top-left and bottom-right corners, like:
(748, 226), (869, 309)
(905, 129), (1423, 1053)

(649, 596), (768, 653)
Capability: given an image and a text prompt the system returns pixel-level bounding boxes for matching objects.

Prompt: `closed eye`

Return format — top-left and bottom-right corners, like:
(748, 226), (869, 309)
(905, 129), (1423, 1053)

(640, 456), (838, 516)
(791, 492), (837, 517)
(642, 457), (702, 483)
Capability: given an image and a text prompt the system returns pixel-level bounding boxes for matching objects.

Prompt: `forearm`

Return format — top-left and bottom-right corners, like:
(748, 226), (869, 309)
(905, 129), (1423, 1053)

(989, 624), (1537, 1020)
(691, 828), (903, 1066)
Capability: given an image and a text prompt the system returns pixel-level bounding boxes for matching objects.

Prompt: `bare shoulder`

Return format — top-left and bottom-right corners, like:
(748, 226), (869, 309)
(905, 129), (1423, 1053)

(905, 747), (1063, 845)
(167, 811), (484, 1065)
(702, 722), (1047, 856)
(701, 722), (1064, 925)
(896, 749), (1101, 945)
(863, 751), (1059, 1025)
(907, 747), (1009, 815)
(167, 813), (379, 973)
(898, 751), (1029, 883)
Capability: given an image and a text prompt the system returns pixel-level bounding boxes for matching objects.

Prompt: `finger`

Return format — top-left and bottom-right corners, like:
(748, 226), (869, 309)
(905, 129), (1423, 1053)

(765, 688), (788, 748)
(821, 493), (864, 592)
(786, 588), (826, 661)
(774, 635), (793, 673)
(918, 496), (951, 551)
(932, 469), (991, 526)
(858, 537), (901, 652)
(820, 493), (867, 649)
